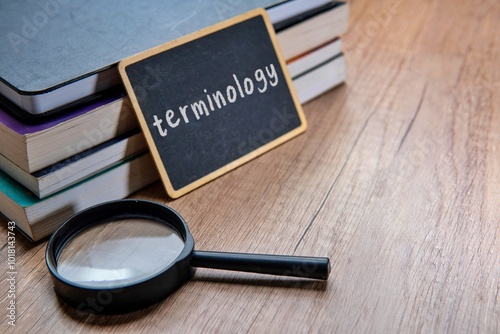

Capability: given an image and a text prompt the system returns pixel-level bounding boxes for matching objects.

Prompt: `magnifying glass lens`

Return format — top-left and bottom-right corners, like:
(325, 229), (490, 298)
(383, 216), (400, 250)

(56, 218), (185, 288)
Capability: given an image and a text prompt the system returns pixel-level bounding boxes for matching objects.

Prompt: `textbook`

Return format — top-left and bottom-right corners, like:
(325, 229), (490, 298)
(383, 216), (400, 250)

(0, 153), (158, 241)
(277, 2), (348, 60)
(293, 53), (346, 104)
(288, 39), (345, 103)
(0, 0), (346, 117)
(0, 2), (348, 174)
(0, 57), (339, 176)
(0, 41), (345, 197)
(0, 51), (344, 180)
(0, 53), (343, 181)
(0, 93), (136, 173)
(288, 39), (342, 77)
(0, 130), (146, 198)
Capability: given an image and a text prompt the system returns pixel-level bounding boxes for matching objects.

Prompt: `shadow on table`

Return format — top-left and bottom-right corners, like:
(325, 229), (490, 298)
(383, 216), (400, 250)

(55, 295), (163, 326)
(192, 271), (329, 291)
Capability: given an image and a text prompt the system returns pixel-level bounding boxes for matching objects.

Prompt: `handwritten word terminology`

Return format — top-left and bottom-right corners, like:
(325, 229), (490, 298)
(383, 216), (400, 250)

(151, 63), (279, 137)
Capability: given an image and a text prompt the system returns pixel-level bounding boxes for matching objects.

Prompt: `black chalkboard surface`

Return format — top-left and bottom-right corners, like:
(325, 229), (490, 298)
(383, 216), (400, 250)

(119, 9), (306, 198)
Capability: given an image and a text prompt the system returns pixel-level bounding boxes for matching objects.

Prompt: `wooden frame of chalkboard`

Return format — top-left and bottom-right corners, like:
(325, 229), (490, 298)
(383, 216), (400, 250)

(119, 9), (306, 198)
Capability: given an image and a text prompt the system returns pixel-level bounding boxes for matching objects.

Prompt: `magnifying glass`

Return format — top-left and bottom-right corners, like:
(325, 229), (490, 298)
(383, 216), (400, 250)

(46, 200), (330, 314)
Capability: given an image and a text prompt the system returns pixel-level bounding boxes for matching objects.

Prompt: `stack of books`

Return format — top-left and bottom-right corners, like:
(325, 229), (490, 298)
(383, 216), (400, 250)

(0, 0), (349, 241)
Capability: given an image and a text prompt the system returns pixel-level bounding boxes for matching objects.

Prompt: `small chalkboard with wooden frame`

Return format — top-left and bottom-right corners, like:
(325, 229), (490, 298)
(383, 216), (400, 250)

(119, 9), (306, 198)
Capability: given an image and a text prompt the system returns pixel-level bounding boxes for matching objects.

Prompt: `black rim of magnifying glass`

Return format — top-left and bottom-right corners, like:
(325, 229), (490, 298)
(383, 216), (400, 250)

(46, 199), (196, 314)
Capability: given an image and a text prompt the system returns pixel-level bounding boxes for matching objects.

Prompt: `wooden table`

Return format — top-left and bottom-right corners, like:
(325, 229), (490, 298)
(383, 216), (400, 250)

(2, 0), (499, 332)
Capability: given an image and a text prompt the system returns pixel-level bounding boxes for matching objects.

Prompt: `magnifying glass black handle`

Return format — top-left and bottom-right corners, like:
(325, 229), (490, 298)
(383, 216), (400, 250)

(191, 251), (330, 280)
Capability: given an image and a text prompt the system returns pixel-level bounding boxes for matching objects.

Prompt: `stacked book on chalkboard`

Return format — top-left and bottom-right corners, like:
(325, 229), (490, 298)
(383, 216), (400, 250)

(275, 0), (348, 103)
(0, 0), (349, 241)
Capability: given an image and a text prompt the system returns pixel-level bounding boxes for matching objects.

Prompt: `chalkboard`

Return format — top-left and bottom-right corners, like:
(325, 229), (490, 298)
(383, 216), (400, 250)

(119, 9), (306, 198)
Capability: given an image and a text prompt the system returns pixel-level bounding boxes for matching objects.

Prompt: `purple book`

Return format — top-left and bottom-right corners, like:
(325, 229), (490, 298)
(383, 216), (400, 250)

(0, 90), (137, 173)
(0, 91), (124, 135)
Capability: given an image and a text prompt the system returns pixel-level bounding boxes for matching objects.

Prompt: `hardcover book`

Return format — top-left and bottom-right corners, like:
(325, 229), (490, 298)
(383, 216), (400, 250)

(0, 130), (146, 198)
(0, 0), (347, 117)
(0, 153), (158, 241)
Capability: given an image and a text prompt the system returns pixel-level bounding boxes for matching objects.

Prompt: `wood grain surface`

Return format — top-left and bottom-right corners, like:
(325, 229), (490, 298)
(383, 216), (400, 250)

(1, 0), (499, 332)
